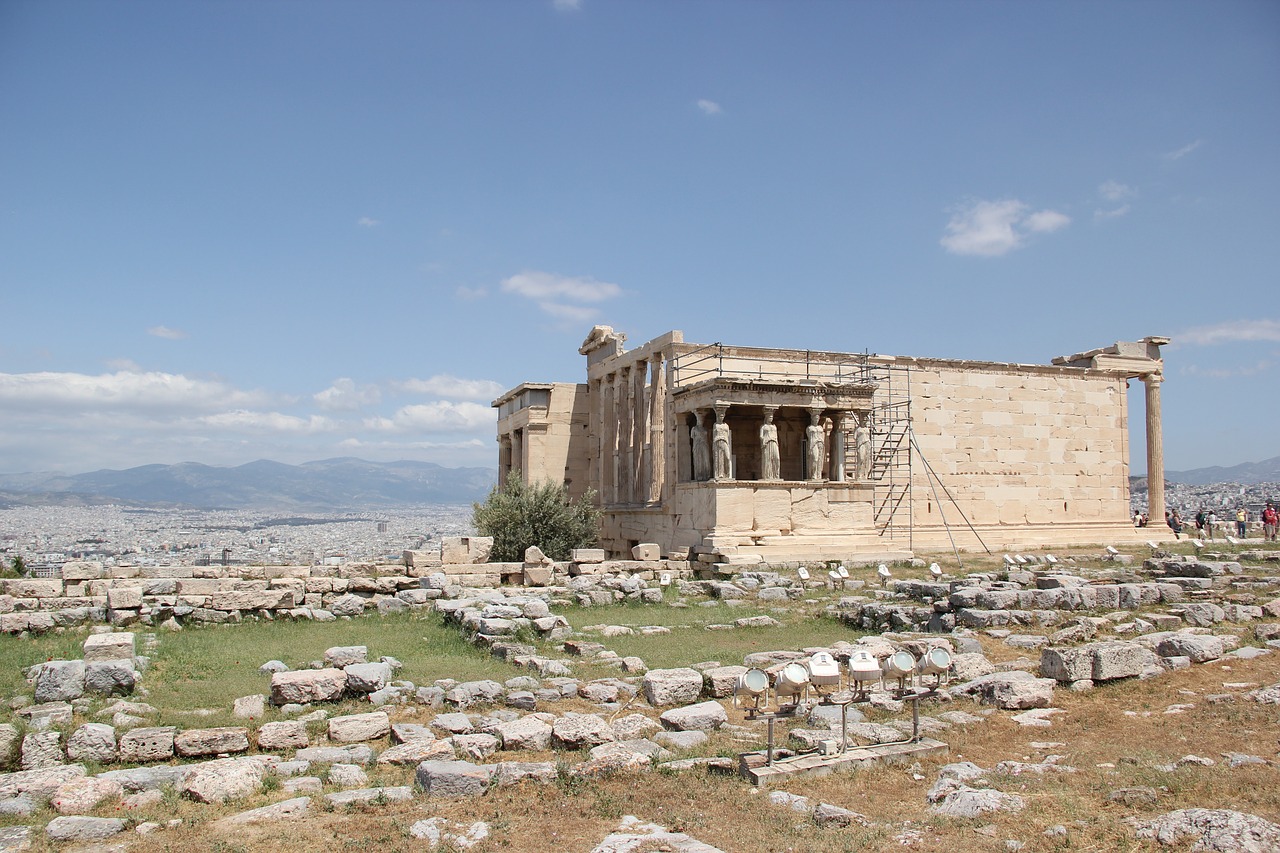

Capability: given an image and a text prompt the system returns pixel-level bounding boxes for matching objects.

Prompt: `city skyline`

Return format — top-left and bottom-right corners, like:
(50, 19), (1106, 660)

(2, 1), (1277, 475)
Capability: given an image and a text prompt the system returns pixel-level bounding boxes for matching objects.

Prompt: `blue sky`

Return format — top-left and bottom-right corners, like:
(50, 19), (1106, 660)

(1, 0), (1277, 476)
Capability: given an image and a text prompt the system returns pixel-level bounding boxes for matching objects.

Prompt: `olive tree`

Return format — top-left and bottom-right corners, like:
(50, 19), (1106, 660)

(472, 474), (600, 562)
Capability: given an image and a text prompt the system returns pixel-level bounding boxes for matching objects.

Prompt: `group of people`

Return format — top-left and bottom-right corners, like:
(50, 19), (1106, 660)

(1132, 503), (1280, 541)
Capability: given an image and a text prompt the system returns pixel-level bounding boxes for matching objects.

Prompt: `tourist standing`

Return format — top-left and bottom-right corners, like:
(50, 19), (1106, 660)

(1263, 502), (1278, 542)
(1236, 507), (1247, 538)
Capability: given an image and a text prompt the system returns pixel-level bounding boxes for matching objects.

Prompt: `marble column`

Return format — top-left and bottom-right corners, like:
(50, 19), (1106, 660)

(619, 368), (634, 503)
(602, 375), (616, 504)
(648, 354), (666, 503)
(511, 430), (523, 477)
(633, 360), (649, 504)
(498, 435), (512, 485)
(830, 412), (846, 483)
(1143, 373), (1166, 530)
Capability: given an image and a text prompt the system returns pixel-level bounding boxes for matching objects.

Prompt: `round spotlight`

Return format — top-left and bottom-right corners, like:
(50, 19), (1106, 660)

(881, 650), (917, 681)
(915, 647), (952, 676)
(736, 668), (770, 697)
(775, 661), (811, 699)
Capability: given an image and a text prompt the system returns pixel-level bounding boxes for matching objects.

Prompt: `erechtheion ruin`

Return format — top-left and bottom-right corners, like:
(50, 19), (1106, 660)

(493, 328), (1170, 562)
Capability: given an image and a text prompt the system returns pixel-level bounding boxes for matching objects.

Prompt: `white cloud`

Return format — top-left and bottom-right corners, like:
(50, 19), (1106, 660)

(396, 375), (505, 401)
(0, 370), (270, 412)
(501, 270), (621, 303)
(189, 411), (336, 434)
(538, 302), (599, 323)
(939, 198), (1071, 257)
(365, 401), (495, 434)
(357, 216), (380, 227)
(1024, 210), (1071, 233)
(1099, 180), (1136, 201)
(1177, 319), (1280, 346)
(313, 378), (382, 411)
(455, 285), (488, 300)
(553, 0), (581, 10)
(1165, 140), (1202, 161)
(696, 99), (722, 116)
(147, 325), (187, 340)
(1182, 360), (1273, 379)
(1094, 204), (1131, 220)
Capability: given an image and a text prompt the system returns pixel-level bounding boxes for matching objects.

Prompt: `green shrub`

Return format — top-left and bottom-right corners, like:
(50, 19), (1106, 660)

(472, 474), (600, 562)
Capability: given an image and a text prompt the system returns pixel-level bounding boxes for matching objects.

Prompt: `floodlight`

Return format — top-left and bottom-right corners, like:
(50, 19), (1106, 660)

(1192, 540), (1204, 550)
(881, 650), (917, 682)
(1226, 535), (1239, 545)
(1014, 554), (1028, 564)
(733, 668), (771, 715)
(807, 651), (842, 695)
(774, 661), (811, 703)
(1003, 554), (1016, 566)
(1147, 541), (1159, 550)
(847, 650), (880, 684)
(915, 647), (952, 676)
(828, 570), (842, 581)
(929, 562), (943, 579)
(659, 572), (672, 586)
(837, 565), (850, 579)
(797, 567), (811, 581)
(1106, 546), (1120, 556)
(1045, 554), (1058, 565)
(877, 564), (892, 587)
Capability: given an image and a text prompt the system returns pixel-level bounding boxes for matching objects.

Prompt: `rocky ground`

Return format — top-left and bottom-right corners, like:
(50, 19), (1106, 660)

(1, 543), (1278, 851)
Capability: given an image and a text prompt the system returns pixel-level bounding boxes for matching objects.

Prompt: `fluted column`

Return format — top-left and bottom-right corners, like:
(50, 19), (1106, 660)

(648, 354), (666, 503)
(1143, 373), (1165, 529)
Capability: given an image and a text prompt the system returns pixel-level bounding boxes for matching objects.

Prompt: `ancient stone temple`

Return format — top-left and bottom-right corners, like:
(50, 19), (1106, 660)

(493, 327), (1169, 561)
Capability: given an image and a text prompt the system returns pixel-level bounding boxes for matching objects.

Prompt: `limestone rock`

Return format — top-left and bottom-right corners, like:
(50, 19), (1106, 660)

(20, 732), (62, 771)
(950, 671), (1055, 710)
(256, 721), (309, 751)
(44, 816), (126, 843)
(270, 668), (347, 705)
(82, 632), (135, 663)
(84, 659), (136, 696)
(295, 745), (375, 765)
(212, 796), (311, 829)
(930, 786), (1026, 818)
(377, 739), (455, 765)
(453, 733), (500, 762)
(66, 724), (116, 764)
(328, 763), (369, 789)
(0, 764), (87, 803)
(174, 727), (249, 757)
(33, 661), (85, 704)
(50, 776), (123, 814)
(328, 711), (390, 743)
(659, 701), (727, 732)
(233, 694), (266, 719)
(179, 757), (265, 803)
(344, 662), (392, 694)
(1133, 808), (1280, 852)
(588, 739), (671, 764)
(1155, 635), (1224, 663)
(414, 760), (495, 797)
(326, 786), (413, 807)
(641, 668), (704, 706)
(496, 716), (553, 752)
(552, 713), (616, 749)
(118, 727), (176, 763)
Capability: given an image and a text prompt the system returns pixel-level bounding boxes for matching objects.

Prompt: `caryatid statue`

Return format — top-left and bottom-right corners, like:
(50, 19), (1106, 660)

(854, 413), (873, 482)
(690, 411), (711, 482)
(712, 405), (732, 481)
(805, 408), (826, 481)
(760, 407), (781, 481)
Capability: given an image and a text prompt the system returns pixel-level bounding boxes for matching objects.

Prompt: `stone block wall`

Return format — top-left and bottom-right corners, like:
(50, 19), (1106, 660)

(898, 358), (1139, 551)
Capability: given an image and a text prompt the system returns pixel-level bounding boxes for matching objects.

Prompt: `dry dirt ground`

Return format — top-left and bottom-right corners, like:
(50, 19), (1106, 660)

(108, 639), (1279, 853)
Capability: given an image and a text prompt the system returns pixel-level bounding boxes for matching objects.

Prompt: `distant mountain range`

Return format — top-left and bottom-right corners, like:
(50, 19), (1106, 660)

(1164, 455), (1280, 486)
(0, 458), (497, 510)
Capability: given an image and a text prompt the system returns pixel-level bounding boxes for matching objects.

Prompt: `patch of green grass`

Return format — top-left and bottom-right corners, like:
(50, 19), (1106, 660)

(142, 612), (512, 718)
